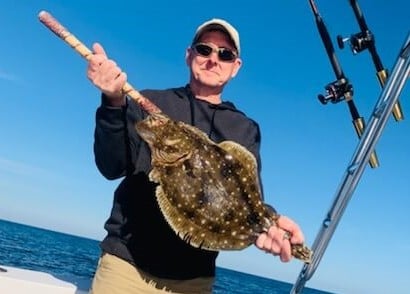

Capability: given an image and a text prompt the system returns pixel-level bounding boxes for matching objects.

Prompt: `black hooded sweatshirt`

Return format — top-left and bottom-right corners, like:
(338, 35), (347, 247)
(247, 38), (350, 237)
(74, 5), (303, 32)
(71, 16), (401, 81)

(94, 85), (263, 279)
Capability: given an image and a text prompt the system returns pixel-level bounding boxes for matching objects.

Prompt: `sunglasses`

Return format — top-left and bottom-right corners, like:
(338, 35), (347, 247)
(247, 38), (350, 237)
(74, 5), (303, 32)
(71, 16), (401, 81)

(192, 43), (237, 62)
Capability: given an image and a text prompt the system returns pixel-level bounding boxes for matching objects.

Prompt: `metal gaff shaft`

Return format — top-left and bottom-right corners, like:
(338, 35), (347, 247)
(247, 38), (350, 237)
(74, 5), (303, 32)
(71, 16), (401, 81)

(38, 10), (162, 115)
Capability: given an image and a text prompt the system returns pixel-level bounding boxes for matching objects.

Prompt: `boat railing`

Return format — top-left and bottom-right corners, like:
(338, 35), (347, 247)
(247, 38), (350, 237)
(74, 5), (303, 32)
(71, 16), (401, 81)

(290, 32), (410, 294)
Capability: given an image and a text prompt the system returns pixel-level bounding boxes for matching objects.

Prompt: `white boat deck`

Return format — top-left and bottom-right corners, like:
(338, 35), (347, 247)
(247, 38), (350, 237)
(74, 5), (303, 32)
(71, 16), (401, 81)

(0, 265), (90, 294)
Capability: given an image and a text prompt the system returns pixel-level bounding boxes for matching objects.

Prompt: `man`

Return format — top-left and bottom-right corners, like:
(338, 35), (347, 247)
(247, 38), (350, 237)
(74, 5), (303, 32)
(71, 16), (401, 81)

(87, 18), (306, 294)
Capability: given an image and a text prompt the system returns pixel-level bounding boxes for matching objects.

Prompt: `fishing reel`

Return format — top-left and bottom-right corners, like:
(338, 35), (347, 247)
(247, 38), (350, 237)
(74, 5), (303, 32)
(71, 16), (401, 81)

(337, 30), (374, 54)
(318, 78), (353, 104)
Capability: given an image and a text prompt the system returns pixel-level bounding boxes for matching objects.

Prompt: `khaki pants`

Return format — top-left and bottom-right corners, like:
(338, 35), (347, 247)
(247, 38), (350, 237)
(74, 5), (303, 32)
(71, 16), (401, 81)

(89, 253), (214, 294)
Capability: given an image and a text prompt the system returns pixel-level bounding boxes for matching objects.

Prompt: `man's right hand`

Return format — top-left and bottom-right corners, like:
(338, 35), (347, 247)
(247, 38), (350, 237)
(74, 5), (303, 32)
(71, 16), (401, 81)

(87, 43), (127, 107)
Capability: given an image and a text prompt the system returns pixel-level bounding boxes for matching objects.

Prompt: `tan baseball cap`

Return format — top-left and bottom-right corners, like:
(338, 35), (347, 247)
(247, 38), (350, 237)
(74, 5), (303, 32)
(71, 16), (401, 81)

(192, 18), (241, 55)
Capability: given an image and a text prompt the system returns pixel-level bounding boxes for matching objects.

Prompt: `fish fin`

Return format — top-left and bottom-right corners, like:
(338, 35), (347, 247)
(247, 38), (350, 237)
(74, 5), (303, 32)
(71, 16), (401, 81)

(218, 141), (258, 169)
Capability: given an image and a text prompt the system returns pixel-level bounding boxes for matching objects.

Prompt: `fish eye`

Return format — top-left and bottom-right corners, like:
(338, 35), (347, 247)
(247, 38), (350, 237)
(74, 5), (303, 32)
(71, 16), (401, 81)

(163, 138), (181, 146)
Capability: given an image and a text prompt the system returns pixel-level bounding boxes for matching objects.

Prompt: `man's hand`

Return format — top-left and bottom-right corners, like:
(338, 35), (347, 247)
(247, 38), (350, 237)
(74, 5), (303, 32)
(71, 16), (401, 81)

(87, 43), (127, 106)
(255, 215), (305, 262)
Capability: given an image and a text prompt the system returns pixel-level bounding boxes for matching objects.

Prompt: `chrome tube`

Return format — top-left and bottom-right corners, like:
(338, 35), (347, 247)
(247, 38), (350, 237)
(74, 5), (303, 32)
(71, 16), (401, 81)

(291, 32), (410, 294)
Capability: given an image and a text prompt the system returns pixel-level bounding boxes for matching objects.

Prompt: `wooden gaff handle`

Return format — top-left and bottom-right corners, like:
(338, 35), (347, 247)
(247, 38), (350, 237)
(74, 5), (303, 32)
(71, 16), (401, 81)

(38, 10), (161, 114)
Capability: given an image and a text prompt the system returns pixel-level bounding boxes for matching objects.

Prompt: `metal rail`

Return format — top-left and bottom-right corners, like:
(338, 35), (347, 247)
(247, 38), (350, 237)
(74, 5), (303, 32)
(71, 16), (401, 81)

(290, 32), (410, 294)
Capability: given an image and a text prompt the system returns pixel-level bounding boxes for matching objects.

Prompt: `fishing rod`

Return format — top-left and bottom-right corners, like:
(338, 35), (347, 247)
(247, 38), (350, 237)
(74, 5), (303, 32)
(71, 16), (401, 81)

(308, 0), (379, 168)
(337, 0), (404, 122)
(291, 31), (410, 294)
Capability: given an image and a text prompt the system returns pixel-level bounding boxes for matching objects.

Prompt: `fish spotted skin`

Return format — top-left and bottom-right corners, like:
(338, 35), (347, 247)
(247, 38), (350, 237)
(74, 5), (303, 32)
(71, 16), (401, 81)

(136, 112), (312, 263)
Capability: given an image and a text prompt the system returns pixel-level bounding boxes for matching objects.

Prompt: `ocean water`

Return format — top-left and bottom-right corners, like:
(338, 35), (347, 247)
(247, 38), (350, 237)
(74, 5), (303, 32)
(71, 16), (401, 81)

(0, 219), (332, 293)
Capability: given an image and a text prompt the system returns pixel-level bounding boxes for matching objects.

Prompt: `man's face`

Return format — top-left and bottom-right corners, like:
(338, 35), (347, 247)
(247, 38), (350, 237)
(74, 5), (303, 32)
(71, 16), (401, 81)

(186, 30), (242, 88)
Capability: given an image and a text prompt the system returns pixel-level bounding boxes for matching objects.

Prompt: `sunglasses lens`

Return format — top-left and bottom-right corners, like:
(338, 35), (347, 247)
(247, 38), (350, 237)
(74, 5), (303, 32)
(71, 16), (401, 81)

(194, 44), (213, 57)
(218, 49), (236, 62)
(193, 43), (237, 62)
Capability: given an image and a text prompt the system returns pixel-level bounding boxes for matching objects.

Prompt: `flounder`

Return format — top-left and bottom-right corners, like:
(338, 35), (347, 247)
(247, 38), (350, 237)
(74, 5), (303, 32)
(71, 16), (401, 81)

(136, 112), (312, 263)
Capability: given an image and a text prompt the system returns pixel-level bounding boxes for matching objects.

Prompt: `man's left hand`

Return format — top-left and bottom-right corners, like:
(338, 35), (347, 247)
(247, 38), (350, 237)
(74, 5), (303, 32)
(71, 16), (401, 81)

(255, 215), (305, 262)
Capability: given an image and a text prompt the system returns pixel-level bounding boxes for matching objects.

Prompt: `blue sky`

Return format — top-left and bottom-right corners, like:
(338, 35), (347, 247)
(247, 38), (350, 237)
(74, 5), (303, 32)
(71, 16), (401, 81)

(0, 1), (409, 293)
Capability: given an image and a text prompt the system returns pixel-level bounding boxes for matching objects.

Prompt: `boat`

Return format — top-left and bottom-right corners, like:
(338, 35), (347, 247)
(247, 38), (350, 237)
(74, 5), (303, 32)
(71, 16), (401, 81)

(0, 265), (89, 294)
